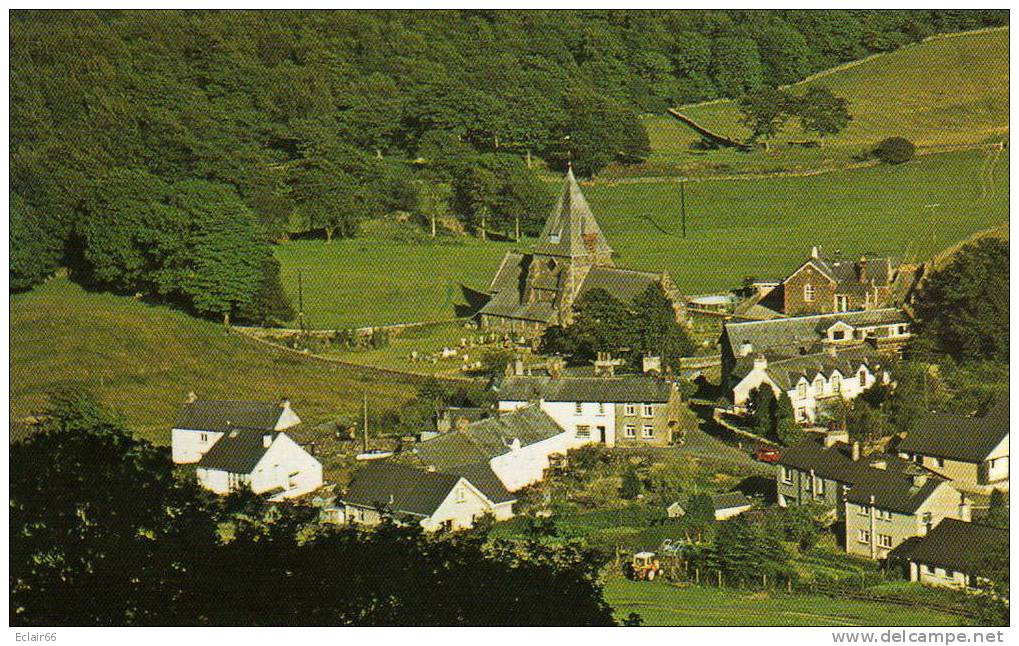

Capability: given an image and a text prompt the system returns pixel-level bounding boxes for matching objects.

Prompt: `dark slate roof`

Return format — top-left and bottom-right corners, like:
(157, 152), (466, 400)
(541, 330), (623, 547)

(416, 406), (564, 467)
(722, 309), (909, 359)
(789, 253), (898, 288)
(450, 462), (517, 504)
(844, 468), (949, 515)
(496, 374), (673, 403)
(339, 462), (461, 517)
(711, 491), (752, 510)
(174, 400), (286, 433)
(734, 346), (882, 390)
(532, 168), (613, 259)
(578, 266), (661, 302)
(197, 429), (276, 473)
(898, 399), (1009, 463)
(477, 252), (558, 323)
(887, 519), (1008, 574)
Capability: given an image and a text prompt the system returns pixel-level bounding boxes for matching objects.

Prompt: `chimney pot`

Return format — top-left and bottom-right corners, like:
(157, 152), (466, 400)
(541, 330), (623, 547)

(811, 246), (819, 259)
(263, 434), (273, 448)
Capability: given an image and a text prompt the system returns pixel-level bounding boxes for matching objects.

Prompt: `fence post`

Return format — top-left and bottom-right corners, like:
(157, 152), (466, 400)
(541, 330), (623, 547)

(787, 578), (792, 593)
(695, 567), (700, 584)
(717, 570), (723, 588)
(763, 573), (767, 588)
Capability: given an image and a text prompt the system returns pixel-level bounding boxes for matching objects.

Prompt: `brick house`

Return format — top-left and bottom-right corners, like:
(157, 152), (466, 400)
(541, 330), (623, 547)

(778, 246), (899, 315)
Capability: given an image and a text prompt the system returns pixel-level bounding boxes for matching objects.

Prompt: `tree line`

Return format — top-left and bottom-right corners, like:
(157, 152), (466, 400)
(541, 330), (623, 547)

(10, 10), (1006, 309)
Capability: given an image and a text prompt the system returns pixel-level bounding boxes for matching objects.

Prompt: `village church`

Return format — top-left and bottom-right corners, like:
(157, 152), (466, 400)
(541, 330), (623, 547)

(476, 167), (684, 335)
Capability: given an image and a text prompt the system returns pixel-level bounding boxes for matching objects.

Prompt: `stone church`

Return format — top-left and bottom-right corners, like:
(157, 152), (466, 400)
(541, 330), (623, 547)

(476, 167), (684, 335)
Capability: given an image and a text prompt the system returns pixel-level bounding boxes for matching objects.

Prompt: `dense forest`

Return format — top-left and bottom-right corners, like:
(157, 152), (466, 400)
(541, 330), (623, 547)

(10, 10), (1008, 322)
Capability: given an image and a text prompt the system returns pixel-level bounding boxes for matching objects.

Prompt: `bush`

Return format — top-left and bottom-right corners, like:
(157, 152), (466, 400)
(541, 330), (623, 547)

(873, 137), (916, 164)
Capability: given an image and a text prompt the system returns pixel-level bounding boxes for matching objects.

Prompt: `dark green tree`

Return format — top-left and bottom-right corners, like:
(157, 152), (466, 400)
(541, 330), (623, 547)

(793, 86), (852, 143)
(985, 489), (1008, 528)
(738, 86), (794, 148)
(10, 194), (63, 292)
(629, 282), (694, 373)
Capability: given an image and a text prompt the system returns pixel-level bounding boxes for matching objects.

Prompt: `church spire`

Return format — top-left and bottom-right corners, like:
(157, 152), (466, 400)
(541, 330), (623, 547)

(532, 167), (614, 261)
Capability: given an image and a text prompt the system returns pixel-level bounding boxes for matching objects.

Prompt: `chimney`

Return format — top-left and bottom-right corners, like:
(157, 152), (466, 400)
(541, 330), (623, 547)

(594, 351), (615, 377)
(851, 441), (861, 462)
(958, 495), (972, 522)
(513, 357), (524, 376)
(823, 429), (848, 448)
(811, 245), (819, 259)
(279, 397), (291, 412)
(642, 355), (662, 374)
(262, 433), (273, 448)
(739, 341), (754, 357)
(753, 354), (768, 371)
(911, 473), (928, 488)
(858, 257), (867, 283)
(185, 391), (198, 404)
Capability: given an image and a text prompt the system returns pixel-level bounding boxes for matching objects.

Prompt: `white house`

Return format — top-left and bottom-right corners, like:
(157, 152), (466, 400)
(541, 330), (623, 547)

(171, 397), (322, 500)
(897, 399), (1009, 493)
(731, 347), (888, 424)
(414, 405), (576, 493)
(337, 461), (515, 531)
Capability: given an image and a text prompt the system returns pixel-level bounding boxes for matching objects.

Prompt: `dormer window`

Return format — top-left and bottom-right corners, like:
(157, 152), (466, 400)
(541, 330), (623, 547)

(797, 382), (807, 398)
(831, 374), (842, 393)
(813, 377), (825, 395)
(804, 284), (815, 302)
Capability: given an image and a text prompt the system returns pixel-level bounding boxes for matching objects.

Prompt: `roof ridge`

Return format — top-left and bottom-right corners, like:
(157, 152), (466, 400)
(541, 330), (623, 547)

(726, 308), (904, 328)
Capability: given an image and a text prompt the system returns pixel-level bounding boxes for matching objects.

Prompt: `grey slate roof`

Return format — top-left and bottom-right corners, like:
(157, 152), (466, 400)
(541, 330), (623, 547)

(734, 346), (882, 390)
(898, 399), (1009, 463)
(790, 253), (897, 288)
(175, 400), (286, 433)
(723, 308), (909, 359)
(532, 168), (613, 259)
(451, 462), (517, 504)
(578, 266), (661, 302)
(844, 468), (949, 515)
(340, 462), (462, 517)
(887, 519), (1008, 574)
(197, 428), (276, 473)
(496, 374), (673, 403)
(416, 405), (564, 468)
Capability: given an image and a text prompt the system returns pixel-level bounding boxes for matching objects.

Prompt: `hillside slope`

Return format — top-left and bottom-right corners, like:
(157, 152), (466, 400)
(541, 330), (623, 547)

(639, 28), (1008, 177)
(10, 279), (420, 444)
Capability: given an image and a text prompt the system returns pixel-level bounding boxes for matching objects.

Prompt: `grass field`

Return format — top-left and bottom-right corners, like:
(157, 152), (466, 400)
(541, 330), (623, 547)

(602, 580), (967, 626)
(9, 278), (421, 444)
(277, 149), (1007, 327)
(629, 28), (1008, 178)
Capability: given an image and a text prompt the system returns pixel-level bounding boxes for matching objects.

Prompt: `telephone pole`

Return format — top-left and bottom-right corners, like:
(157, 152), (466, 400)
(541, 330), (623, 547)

(680, 180), (687, 239)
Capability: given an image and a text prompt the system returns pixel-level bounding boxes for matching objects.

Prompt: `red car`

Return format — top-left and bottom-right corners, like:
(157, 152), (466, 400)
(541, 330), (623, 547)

(755, 445), (782, 463)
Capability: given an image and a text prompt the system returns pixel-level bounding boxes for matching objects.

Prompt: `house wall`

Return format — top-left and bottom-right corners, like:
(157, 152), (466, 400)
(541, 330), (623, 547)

(250, 433), (323, 498)
(489, 430), (582, 491)
(899, 435), (1009, 492)
(783, 264), (837, 315)
(171, 428), (224, 464)
(539, 400), (618, 447)
(844, 484), (964, 560)
(196, 467), (232, 494)
(613, 397), (678, 447)
(776, 465), (845, 513)
(914, 563), (972, 589)
(343, 478), (507, 532)
(786, 366), (875, 424)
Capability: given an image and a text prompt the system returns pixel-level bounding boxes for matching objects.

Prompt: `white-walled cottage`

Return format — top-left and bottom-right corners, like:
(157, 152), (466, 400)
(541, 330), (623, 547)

(171, 397), (322, 500)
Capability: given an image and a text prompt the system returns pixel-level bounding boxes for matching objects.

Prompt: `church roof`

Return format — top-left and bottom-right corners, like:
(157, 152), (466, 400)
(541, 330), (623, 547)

(532, 168), (613, 259)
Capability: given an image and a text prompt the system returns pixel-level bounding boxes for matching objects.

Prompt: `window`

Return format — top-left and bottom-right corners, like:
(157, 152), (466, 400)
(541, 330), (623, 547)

(797, 382), (807, 398)
(624, 403), (637, 416)
(797, 407), (807, 421)
(814, 377), (825, 395)
(857, 529), (871, 544)
(935, 457), (945, 468)
(781, 467), (793, 485)
(574, 402), (583, 416)
(455, 487), (466, 503)
(575, 425), (591, 439)
(858, 504), (870, 516)
(804, 284), (815, 302)
(288, 472), (299, 490)
(642, 424), (654, 439)
(813, 477), (825, 495)
(200, 432), (208, 442)
(877, 509), (892, 521)
(832, 330), (845, 341)
(642, 404), (654, 418)
(858, 368), (867, 383)
(624, 424), (637, 438)
(831, 374), (842, 393)
(898, 325), (909, 335)
(597, 403), (605, 416)
(878, 534), (893, 549)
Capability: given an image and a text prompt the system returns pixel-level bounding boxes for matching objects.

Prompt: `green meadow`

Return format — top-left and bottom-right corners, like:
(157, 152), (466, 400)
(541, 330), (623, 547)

(277, 149), (1007, 328)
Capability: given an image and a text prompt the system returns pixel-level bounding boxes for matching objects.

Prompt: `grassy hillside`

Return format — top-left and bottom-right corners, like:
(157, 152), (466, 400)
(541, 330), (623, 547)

(277, 149), (1007, 327)
(634, 28), (1008, 178)
(10, 278), (421, 444)
(603, 580), (966, 626)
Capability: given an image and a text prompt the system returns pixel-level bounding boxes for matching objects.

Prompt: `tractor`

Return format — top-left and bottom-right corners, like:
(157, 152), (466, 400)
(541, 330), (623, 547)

(628, 551), (663, 581)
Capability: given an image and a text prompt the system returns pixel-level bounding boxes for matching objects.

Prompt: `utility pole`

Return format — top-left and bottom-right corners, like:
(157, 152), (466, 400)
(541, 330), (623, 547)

(680, 180), (687, 239)
(362, 391), (369, 453)
(515, 214), (520, 242)
(297, 269), (305, 332)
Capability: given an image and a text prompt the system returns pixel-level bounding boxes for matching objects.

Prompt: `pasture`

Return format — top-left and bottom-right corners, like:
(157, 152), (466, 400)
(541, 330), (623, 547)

(9, 278), (422, 444)
(630, 27), (1008, 178)
(602, 580), (967, 627)
(277, 149), (1008, 327)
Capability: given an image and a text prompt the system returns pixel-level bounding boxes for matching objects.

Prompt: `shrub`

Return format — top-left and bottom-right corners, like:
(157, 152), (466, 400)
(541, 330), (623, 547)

(873, 137), (916, 164)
